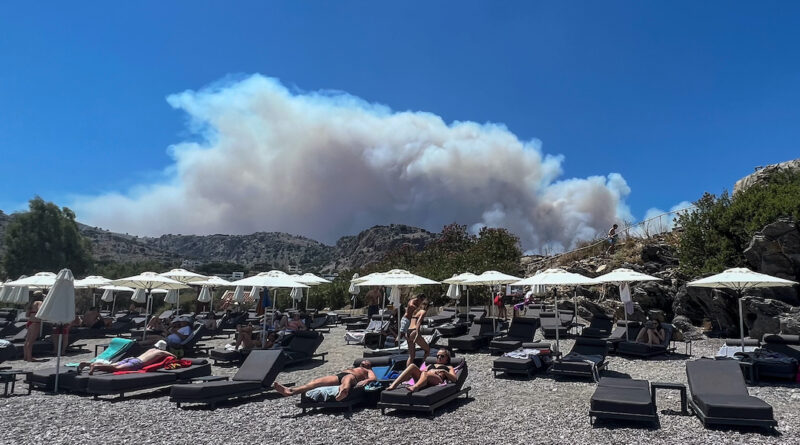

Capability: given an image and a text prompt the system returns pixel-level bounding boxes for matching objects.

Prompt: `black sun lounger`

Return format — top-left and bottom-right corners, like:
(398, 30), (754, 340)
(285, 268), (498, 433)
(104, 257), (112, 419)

(580, 314), (614, 339)
(489, 316), (540, 353)
(540, 312), (570, 339)
(448, 318), (496, 352)
(170, 350), (287, 409)
(615, 323), (674, 358)
(86, 358), (212, 399)
(550, 337), (609, 381)
(686, 359), (776, 430)
(279, 331), (326, 366)
(605, 321), (641, 353)
(589, 377), (657, 427)
(492, 342), (551, 378)
(427, 308), (457, 327)
(378, 357), (470, 416)
(752, 334), (800, 381)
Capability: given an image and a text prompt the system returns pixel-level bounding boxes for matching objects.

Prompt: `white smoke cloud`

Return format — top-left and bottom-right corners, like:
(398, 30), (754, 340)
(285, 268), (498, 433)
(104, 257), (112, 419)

(73, 75), (632, 252)
(635, 201), (694, 236)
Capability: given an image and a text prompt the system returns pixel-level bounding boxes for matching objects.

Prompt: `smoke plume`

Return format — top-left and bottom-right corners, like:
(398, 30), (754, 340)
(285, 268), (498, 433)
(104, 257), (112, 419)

(73, 75), (632, 252)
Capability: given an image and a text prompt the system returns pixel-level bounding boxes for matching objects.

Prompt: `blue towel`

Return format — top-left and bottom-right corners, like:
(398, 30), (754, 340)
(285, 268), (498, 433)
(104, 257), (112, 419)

(305, 386), (339, 401)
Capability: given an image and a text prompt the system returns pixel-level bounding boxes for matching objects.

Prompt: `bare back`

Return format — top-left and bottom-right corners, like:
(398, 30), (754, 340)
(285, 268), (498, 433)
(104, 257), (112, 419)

(137, 349), (175, 366)
(404, 298), (420, 319)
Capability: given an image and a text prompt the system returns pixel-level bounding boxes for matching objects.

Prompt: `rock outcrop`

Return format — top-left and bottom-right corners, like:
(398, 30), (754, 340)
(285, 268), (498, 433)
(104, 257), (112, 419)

(733, 158), (800, 195)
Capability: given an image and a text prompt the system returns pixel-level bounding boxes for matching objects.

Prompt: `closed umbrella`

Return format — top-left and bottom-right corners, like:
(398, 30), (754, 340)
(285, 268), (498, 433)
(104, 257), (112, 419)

(231, 286), (245, 305)
(35, 268), (76, 392)
(290, 273), (331, 310)
(594, 268), (660, 342)
(0, 281), (12, 303)
(248, 286), (259, 306)
(289, 287), (304, 309)
(192, 276), (233, 313)
(197, 286), (212, 312)
(444, 272), (479, 315)
(688, 267), (797, 352)
(99, 285), (134, 314)
(164, 289), (179, 305)
(160, 269), (208, 315)
(131, 288), (147, 304)
(514, 268), (597, 352)
(348, 273), (361, 315)
(112, 272), (189, 340)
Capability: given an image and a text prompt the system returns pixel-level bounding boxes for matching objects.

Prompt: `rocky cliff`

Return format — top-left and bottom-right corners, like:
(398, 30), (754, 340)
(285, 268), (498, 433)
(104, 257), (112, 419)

(733, 158), (800, 195)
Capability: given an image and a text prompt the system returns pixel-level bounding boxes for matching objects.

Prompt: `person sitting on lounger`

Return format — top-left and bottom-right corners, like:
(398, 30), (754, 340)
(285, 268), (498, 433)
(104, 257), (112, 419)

(386, 349), (458, 392)
(286, 312), (307, 331)
(636, 320), (665, 346)
(82, 307), (104, 329)
(147, 316), (166, 333)
(80, 340), (175, 374)
(273, 359), (376, 401)
(166, 317), (193, 345)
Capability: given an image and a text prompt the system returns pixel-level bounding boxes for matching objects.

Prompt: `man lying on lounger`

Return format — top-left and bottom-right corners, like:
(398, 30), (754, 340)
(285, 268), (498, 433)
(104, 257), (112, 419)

(78, 340), (175, 375)
(273, 360), (377, 401)
(386, 349), (458, 392)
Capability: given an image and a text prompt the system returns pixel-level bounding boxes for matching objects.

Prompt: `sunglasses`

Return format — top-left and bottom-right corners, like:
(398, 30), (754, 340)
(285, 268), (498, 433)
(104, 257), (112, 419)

(436, 354), (448, 358)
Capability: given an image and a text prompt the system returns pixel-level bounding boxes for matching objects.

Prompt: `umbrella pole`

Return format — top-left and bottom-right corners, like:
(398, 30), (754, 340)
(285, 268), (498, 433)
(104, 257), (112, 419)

(54, 333), (62, 393)
(91, 288), (95, 308)
(554, 288), (560, 353)
(739, 290), (745, 354)
(143, 289), (151, 341)
(261, 289), (268, 348)
(209, 287), (214, 313)
(111, 293), (116, 316)
(573, 289), (578, 335)
(305, 288), (309, 311)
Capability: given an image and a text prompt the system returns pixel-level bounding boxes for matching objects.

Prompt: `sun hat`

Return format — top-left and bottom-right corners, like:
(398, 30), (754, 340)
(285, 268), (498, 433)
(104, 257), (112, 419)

(154, 340), (168, 350)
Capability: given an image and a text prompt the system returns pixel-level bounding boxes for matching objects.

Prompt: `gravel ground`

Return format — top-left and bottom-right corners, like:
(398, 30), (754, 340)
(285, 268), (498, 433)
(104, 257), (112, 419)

(1, 326), (798, 445)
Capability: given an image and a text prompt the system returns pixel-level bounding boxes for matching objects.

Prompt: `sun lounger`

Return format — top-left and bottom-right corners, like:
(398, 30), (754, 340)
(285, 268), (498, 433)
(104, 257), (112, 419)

(427, 308), (457, 327)
(170, 350), (287, 408)
(580, 314), (614, 339)
(378, 356), (470, 416)
(525, 304), (550, 318)
(25, 337), (137, 393)
(489, 316), (540, 354)
(686, 359), (776, 430)
(605, 321), (641, 353)
(749, 334), (800, 382)
(435, 320), (469, 337)
(615, 323), (674, 358)
(550, 337), (609, 381)
(447, 318), (497, 352)
(344, 316), (390, 345)
(362, 332), (439, 357)
(86, 358), (212, 399)
(589, 377), (657, 426)
(492, 342), (552, 378)
(539, 312), (571, 339)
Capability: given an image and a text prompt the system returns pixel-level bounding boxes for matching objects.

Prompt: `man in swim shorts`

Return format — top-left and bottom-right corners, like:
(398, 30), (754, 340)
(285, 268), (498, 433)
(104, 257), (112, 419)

(81, 341), (175, 374)
(273, 360), (376, 401)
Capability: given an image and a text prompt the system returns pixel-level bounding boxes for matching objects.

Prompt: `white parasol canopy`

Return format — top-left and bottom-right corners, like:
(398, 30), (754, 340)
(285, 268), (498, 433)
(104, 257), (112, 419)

(131, 288), (147, 304)
(197, 286), (212, 303)
(513, 268), (596, 352)
(7, 271), (57, 288)
(443, 272), (479, 311)
(159, 268), (208, 283)
(354, 269), (439, 287)
(35, 268), (76, 392)
(299, 273), (331, 284)
(99, 285), (135, 292)
(229, 271), (309, 289)
(74, 275), (112, 288)
(689, 267), (798, 351)
(231, 286), (246, 304)
(192, 276), (233, 287)
(595, 268), (661, 341)
(112, 271), (189, 290)
(0, 281), (13, 303)
(461, 270), (520, 285)
(10, 284), (30, 305)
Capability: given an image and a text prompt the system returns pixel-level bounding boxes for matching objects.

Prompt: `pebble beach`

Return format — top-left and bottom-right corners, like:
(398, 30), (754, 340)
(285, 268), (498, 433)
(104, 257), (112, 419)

(1, 325), (798, 445)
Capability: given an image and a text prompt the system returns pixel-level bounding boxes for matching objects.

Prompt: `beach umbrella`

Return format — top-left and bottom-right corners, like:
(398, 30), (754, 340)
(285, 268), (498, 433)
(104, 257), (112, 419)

(10, 284), (31, 305)
(0, 280), (13, 303)
(594, 268), (660, 341)
(160, 269), (208, 314)
(35, 268), (75, 392)
(444, 272), (479, 315)
(197, 286), (212, 312)
(75, 275), (112, 307)
(100, 288), (114, 302)
(163, 289), (179, 305)
(289, 287), (304, 310)
(191, 276), (234, 313)
(462, 271), (521, 331)
(355, 269), (440, 347)
(290, 273), (331, 310)
(112, 272), (189, 340)
(131, 288), (147, 303)
(230, 286), (245, 305)
(688, 267), (797, 352)
(98, 285), (134, 314)
(514, 268), (597, 352)
(7, 272), (57, 289)
(230, 271), (308, 347)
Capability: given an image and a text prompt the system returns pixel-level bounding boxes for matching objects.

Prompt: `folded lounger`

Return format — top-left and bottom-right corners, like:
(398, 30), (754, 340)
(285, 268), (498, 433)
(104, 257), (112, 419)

(426, 308), (457, 327)
(279, 330), (326, 366)
(86, 358), (212, 399)
(605, 321), (641, 353)
(550, 337), (609, 381)
(489, 316), (540, 354)
(26, 337), (137, 392)
(170, 349), (287, 409)
(580, 314), (614, 339)
(448, 318), (497, 352)
(686, 359), (776, 430)
(492, 342), (552, 378)
(615, 323), (674, 358)
(540, 312), (570, 339)
(589, 377), (657, 426)
(344, 317), (390, 345)
(435, 320), (469, 338)
(378, 356), (470, 415)
(466, 307), (487, 322)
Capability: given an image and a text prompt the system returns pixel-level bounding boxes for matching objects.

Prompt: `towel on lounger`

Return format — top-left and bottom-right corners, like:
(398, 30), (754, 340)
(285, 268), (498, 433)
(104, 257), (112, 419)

(305, 386), (340, 401)
(67, 337), (134, 367)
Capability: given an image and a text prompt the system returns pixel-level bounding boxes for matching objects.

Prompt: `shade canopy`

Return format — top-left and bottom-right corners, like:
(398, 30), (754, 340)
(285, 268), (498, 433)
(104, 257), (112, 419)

(35, 269), (76, 324)
(7, 271), (57, 288)
(232, 286), (246, 304)
(687, 267), (798, 290)
(191, 276), (233, 287)
(112, 272), (190, 290)
(290, 287), (304, 302)
(354, 269), (439, 287)
(594, 268), (661, 284)
(197, 286), (212, 303)
(100, 288), (114, 303)
(99, 285), (135, 292)
(442, 272), (479, 285)
(0, 281), (12, 303)
(461, 270), (521, 285)
(446, 283), (461, 300)
(159, 268), (208, 283)
(74, 275), (112, 288)
(164, 289), (179, 304)
(9, 285), (30, 305)
(513, 268), (597, 287)
(230, 271), (308, 289)
(301, 273), (331, 284)
(389, 285), (402, 306)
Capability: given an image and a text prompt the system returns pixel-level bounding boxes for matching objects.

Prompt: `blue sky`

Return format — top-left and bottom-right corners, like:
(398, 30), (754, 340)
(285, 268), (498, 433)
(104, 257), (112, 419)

(1, 2), (799, 245)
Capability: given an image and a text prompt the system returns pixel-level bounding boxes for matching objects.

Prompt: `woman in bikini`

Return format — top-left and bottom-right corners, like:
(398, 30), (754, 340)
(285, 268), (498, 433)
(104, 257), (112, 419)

(406, 301), (431, 367)
(23, 292), (44, 362)
(273, 360), (376, 401)
(386, 349), (458, 392)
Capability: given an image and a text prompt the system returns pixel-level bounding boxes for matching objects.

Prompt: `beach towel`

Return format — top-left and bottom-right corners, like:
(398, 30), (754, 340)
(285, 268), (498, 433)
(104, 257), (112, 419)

(67, 337), (134, 367)
(113, 356), (192, 375)
(305, 386), (340, 401)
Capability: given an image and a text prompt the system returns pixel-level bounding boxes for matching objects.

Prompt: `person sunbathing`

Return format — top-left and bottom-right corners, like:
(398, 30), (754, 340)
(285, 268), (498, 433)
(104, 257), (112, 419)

(273, 360), (376, 401)
(387, 349), (458, 392)
(79, 341), (175, 375)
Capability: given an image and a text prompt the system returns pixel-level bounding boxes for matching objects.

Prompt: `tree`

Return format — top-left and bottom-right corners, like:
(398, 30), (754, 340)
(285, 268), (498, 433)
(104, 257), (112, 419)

(2, 197), (93, 278)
